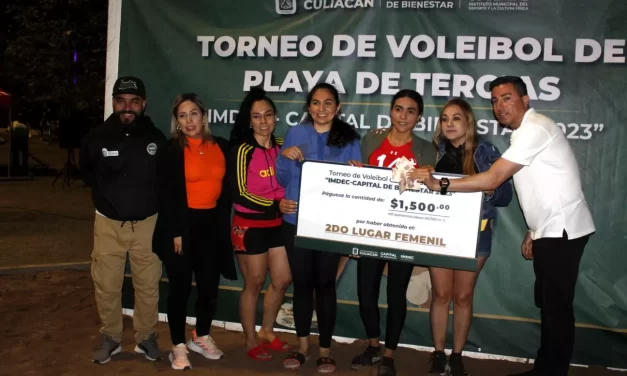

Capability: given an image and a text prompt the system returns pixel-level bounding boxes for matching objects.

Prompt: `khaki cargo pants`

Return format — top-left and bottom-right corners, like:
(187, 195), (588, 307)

(91, 213), (162, 343)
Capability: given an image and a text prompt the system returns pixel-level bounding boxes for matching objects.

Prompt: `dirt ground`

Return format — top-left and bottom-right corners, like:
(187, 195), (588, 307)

(0, 270), (620, 376)
(0, 135), (621, 375)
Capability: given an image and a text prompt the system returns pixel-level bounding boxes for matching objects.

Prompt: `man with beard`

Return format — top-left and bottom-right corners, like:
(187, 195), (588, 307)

(80, 76), (167, 364)
(410, 76), (595, 376)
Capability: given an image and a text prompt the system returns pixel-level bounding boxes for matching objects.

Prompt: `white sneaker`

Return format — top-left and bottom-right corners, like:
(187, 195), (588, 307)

(169, 343), (192, 370)
(187, 330), (223, 360)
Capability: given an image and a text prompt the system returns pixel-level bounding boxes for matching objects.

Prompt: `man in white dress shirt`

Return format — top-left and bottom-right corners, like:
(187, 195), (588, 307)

(410, 76), (595, 376)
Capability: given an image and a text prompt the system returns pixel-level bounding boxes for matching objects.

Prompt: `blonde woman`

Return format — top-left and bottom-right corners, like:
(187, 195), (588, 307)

(153, 93), (237, 370)
(412, 98), (512, 376)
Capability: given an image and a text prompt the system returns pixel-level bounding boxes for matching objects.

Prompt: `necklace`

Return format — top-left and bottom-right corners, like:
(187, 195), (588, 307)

(195, 144), (205, 155)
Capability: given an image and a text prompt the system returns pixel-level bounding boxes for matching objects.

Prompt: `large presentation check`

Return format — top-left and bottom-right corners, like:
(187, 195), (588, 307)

(294, 161), (484, 271)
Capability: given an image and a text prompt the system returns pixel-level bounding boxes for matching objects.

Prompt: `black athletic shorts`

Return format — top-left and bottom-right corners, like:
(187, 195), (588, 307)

(231, 224), (284, 255)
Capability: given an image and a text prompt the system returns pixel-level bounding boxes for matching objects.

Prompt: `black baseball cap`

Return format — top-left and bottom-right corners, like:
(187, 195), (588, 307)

(112, 76), (146, 99)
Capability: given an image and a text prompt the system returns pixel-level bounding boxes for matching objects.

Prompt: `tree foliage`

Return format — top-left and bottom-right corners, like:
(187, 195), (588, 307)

(3, 0), (107, 118)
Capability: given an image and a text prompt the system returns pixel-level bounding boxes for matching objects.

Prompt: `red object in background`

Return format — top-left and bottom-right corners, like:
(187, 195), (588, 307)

(0, 89), (11, 107)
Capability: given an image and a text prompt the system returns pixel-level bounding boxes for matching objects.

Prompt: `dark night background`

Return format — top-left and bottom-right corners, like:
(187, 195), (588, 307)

(1, 0), (108, 134)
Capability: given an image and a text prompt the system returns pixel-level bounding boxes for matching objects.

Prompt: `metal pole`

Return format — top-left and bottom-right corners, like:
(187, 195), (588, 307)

(7, 107), (12, 178)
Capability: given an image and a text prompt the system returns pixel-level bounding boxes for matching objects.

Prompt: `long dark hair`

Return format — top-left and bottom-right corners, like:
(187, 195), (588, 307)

(304, 82), (359, 148)
(230, 86), (277, 146)
(390, 89), (424, 115)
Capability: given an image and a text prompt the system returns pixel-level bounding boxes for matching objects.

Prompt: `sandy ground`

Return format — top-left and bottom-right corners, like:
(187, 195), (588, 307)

(0, 270), (619, 376)
(0, 135), (620, 375)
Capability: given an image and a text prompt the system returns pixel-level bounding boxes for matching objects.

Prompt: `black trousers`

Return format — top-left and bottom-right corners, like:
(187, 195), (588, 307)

(532, 230), (590, 376)
(357, 257), (413, 350)
(163, 208), (221, 345)
(283, 222), (341, 348)
(10, 139), (28, 176)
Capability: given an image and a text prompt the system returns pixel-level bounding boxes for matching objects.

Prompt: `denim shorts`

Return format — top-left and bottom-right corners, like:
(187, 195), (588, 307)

(476, 221), (493, 258)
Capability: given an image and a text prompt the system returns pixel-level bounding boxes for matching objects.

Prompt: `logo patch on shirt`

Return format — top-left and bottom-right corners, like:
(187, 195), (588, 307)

(102, 148), (119, 157)
(146, 143), (157, 155)
(259, 167), (275, 177)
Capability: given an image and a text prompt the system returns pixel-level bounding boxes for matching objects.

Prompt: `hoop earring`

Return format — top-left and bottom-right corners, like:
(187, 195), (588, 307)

(176, 125), (180, 130)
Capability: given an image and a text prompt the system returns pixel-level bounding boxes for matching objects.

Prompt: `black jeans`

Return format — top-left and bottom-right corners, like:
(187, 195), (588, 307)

(357, 257), (413, 350)
(357, 257), (414, 350)
(283, 222), (341, 348)
(163, 208), (221, 345)
(532, 230), (590, 376)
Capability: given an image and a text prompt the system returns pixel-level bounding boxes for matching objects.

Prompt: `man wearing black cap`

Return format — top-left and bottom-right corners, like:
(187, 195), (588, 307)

(80, 76), (167, 364)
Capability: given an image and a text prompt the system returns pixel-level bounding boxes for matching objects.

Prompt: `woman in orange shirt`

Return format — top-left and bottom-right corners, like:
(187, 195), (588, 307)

(153, 93), (237, 371)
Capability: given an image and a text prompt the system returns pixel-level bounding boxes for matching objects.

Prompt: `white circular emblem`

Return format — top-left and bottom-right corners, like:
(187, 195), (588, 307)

(102, 148), (108, 157)
(146, 143), (157, 155)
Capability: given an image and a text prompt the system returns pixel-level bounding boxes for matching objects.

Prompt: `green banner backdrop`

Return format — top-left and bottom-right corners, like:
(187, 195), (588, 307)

(117, 0), (627, 368)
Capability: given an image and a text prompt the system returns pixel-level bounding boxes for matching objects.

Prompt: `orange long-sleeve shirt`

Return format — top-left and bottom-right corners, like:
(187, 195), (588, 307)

(184, 137), (225, 209)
